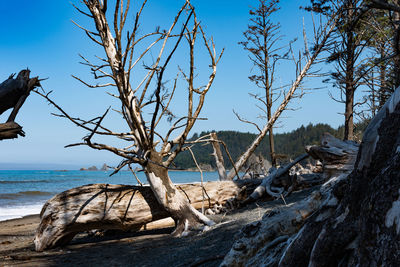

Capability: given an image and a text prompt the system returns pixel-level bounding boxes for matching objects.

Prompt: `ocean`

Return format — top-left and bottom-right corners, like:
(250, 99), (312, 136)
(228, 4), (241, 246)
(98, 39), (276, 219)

(0, 170), (220, 221)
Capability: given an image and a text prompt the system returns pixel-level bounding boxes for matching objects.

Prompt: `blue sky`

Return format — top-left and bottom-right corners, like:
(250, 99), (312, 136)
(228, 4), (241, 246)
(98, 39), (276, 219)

(0, 0), (347, 169)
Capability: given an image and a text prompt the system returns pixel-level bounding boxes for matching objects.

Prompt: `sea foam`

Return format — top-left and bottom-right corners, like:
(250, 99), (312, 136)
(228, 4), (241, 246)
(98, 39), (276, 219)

(0, 203), (44, 221)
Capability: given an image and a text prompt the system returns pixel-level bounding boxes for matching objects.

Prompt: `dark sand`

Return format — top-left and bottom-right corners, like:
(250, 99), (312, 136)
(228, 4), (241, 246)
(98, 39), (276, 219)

(0, 188), (313, 267)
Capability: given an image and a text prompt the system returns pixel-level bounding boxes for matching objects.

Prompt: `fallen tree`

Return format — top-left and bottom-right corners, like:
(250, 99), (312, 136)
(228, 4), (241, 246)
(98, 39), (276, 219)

(34, 179), (260, 251)
(0, 69), (39, 140)
(221, 86), (400, 266)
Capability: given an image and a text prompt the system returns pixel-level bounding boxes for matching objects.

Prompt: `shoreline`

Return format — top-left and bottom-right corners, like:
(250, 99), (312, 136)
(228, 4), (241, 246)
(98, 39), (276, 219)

(0, 188), (312, 267)
(0, 213), (40, 223)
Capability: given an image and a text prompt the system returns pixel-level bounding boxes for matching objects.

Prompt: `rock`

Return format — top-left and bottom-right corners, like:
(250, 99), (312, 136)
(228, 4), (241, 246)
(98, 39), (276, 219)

(100, 163), (108, 171)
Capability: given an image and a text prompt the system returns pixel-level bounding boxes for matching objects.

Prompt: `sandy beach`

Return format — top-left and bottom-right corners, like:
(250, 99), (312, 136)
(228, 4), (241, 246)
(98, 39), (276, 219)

(0, 188), (313, 267)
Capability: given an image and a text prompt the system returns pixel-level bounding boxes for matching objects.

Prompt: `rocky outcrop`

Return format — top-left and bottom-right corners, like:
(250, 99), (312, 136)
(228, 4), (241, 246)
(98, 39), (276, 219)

(80, 165), (99, 171)
(100, 163), (108, 171)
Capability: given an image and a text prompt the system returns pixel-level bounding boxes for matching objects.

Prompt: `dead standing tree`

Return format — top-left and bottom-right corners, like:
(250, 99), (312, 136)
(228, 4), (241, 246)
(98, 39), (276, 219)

(238, 0), (284, 167)
(36, 0), (223, 236)
(220, 11), (339, 182)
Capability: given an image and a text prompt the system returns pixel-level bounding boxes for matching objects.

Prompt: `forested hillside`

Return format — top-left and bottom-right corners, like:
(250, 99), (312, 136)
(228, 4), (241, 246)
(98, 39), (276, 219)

(173, 123), (334, 169)
(173, 121), (369, 169)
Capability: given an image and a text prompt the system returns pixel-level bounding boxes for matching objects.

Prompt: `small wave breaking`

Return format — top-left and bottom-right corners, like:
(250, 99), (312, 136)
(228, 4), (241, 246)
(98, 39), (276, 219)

(0, 203), (44, 222)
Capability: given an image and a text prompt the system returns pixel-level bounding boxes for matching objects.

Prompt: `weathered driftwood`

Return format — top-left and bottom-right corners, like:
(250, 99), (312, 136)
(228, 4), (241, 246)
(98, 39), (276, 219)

(221, 132), (360, 266)
(221, 189), (327, 267)
(221, 169), (349, 266)
(0, 122), (24, 140)
(244, 153), (309, 204)
(0, 69), (39, 140)
(306, 132), (359, 178)
(34, 180), (260, 251)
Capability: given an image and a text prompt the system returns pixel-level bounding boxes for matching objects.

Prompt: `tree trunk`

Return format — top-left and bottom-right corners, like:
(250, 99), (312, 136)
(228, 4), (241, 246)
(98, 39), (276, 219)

(268, 127), (277, 167)
(210, 132), (228, 181)
(393, 1), (400, 88)
(344, 86), (355, 141)
(379, 46), (387, 109)
(144, 151), (214, 236)
(343, 1), (356, 141)
(285, 85), (400, 266)
(34, 179), (261, 251)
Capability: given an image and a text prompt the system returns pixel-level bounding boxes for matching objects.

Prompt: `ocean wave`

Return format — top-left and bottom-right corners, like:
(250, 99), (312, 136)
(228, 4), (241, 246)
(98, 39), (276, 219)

(0, 179), (53, 184)
(0, 203), (44, 222)
(0, 191), (53, 199)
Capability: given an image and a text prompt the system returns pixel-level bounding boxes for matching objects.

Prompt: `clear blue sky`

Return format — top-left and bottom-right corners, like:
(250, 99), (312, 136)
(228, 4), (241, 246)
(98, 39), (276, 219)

(0, 0), (348, 169)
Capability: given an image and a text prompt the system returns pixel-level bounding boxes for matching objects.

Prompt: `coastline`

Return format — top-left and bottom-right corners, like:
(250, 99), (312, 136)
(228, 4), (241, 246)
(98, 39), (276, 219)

(0, 188), (312, 267)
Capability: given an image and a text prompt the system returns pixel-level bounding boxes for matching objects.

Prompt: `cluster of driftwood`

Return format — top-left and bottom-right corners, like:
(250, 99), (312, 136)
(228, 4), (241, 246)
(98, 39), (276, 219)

(0, 70), (40, 140)
(221, 86), (400, 266)
(221, 135), (358, 266)
(34, 130), (350, 252)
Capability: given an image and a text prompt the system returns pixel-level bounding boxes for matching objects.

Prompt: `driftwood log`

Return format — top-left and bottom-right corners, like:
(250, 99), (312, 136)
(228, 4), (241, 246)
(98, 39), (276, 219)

(0, 69), (40, 140)
(306, 132), (359, 179)
(0, 122), (25, 140)
(34, 180), (260, 251)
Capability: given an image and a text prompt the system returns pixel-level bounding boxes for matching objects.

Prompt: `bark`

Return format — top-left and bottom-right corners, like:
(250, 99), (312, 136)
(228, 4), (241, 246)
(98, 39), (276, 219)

(34, 180), (260, 251)
(221, 189), (327, 267)
(344, 85), (355, 141)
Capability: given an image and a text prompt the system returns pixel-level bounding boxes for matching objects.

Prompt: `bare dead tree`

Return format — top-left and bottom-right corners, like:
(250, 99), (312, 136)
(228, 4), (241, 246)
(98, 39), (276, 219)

(222, 10), (339, 181)
(35, 0), (223, 236)
(238, 0), (284, 167)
